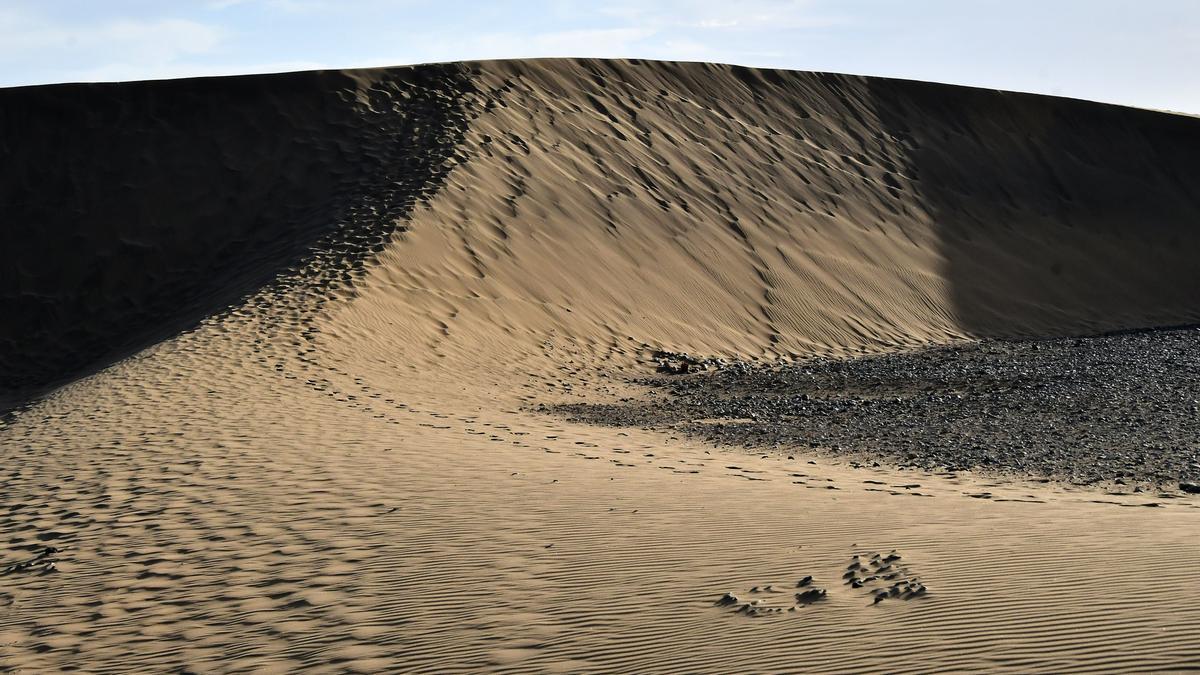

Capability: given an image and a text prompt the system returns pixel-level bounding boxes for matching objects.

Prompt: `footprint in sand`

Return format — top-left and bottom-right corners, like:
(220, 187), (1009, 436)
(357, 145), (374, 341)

(1, 546), (62, 576)
(842, 550), (928, 604)
(715, 575), (828, 617)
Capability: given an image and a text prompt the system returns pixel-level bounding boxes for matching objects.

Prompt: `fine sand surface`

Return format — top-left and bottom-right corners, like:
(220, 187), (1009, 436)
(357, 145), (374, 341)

(2, 58), (1200, 672)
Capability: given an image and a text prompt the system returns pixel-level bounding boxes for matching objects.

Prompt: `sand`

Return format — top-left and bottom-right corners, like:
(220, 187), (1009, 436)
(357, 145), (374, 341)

(2, 58), (1199, 672)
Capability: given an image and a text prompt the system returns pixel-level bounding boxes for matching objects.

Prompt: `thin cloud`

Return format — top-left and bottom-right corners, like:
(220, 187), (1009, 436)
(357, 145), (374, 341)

(0, 15), (223, 62)
(0, 7), (226, 87)
(598, 0), (840, 31)
(405, 27), (659, 63)
(206, 0), (332, 11)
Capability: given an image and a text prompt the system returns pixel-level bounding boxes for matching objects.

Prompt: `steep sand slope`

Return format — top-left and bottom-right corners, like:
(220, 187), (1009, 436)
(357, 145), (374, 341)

(0, 65), (474, 404)
(2, 59), (1200, 672)
(358, 58), (1200, 372)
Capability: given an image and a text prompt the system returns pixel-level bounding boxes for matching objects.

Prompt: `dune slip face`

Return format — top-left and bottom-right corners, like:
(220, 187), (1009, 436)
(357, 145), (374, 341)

(2, 58), (1200, 672)
(0, 63), (475, 410)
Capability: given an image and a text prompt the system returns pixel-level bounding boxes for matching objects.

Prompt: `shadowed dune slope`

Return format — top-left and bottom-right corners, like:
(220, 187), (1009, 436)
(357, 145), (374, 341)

(865, 77), (1200, 336)
(3, 58), (1200, 398)
(0, 64), (474, 402)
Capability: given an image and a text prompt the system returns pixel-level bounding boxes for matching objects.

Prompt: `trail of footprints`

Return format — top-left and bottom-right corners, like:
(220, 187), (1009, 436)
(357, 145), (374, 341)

(716, 575), (828, 616)
(0, 545), (62, 576)
(715, 551), (927, 617)
(845, 550), (927, 604)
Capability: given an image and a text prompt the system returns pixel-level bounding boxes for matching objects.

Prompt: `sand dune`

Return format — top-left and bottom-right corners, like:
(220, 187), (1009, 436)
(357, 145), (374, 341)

(2, 58), (1199, 672)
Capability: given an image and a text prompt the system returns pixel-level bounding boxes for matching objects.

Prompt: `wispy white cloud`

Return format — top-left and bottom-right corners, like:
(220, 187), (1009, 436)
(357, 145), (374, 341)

(597, 0), (841, 31)
(400, 26), (658, 63)
(642, 37), (716, 61)
(206, 0), (332, 11)
(0, 6), (231, 85)
(0, 11), (223, 64)
(506, 27), (658, 54)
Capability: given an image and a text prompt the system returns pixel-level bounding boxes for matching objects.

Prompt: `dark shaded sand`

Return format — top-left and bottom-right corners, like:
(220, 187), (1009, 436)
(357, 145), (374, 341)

(0, 64), (474, 410)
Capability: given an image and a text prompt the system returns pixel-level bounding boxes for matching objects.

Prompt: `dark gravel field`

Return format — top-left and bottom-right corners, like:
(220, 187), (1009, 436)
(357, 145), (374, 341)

(554, 328), (1200, 489)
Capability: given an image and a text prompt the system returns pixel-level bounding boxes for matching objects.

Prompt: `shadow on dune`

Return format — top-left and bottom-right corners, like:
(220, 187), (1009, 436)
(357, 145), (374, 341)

(0, 64), (474, 411)
(865, 79), (1200, 338)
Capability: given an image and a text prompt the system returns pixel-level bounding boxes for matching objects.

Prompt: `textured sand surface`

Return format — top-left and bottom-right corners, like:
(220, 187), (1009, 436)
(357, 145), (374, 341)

(2, 58), (1200, 672)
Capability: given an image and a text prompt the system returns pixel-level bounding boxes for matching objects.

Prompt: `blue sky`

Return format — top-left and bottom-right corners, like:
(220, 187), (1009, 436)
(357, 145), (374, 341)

(2, 1), (1197, 113)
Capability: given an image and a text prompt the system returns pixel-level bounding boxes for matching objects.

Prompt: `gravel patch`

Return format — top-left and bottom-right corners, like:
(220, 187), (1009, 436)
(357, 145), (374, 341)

(554, 328), (1200, 488)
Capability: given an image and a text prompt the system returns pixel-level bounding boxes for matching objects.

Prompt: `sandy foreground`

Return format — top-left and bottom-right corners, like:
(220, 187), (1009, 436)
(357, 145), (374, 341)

(2, 59), (1200, 672)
